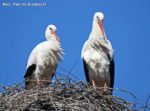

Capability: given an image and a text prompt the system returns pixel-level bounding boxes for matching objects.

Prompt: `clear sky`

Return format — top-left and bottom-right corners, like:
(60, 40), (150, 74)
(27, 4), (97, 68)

(0, 0), (150, 107)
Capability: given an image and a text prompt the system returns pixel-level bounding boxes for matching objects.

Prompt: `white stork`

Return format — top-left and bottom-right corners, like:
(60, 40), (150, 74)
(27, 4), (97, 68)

(24, 25), (63, 89)
(81, 12), (114, 93)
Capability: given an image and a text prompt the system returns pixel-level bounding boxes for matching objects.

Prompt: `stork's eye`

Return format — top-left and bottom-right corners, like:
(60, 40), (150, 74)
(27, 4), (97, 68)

(49, 28), (52, 31)
(96, 16), (100, 20)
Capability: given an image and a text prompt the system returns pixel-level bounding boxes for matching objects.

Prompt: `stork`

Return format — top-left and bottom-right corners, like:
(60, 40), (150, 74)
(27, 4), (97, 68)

(24, 25), (63, 89)
(81, 12), (115, 93)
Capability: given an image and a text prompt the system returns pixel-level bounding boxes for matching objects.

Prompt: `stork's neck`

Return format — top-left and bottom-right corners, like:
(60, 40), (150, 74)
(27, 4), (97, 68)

(89, 21), (113, 53)
(90, 21), (106, 40)
(46, 36), (51, 41)
(46, 37), (58, 43)
(45, 33), (54, 41)
(45, 33), (59, 43)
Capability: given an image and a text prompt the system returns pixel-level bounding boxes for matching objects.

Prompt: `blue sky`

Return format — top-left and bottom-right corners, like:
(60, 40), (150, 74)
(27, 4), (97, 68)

(0, 0), (150, 107)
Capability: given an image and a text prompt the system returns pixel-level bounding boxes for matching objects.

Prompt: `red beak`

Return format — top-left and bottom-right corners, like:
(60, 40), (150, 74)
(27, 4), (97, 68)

(51, 31), (59, 41)
(98, 20), (104, 36)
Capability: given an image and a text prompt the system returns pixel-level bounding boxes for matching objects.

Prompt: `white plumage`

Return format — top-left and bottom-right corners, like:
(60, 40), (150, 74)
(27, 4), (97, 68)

(24, 25), (63, 89)
(81, 12), (114, 93)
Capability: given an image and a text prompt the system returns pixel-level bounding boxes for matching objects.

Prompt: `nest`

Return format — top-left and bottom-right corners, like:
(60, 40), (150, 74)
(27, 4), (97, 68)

(0, 77), (148, 111)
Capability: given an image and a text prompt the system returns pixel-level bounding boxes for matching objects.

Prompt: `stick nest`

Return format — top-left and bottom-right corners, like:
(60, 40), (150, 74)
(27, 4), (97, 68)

(0, 77), (143, 111)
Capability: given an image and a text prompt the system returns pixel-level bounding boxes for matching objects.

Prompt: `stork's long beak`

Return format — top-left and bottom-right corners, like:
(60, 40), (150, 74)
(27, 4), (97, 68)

(98, 20), (104, 37)
(52, 31), (59, 41)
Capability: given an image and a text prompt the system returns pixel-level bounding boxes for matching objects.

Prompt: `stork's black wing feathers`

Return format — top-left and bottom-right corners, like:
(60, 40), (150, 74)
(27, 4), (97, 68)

(51, 66), (58, 79)
(24, 64), (36, 86)
(83, 59), (91, 85)
(24, 64), (36, 78)
(109, 59), (115, 88)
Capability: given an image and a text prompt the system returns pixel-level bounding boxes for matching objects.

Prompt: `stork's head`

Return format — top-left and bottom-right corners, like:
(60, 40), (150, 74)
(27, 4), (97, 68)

(93, 12), (105, 37)
(45, 25), (59, 41)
